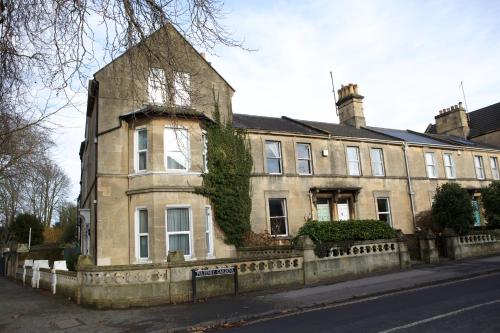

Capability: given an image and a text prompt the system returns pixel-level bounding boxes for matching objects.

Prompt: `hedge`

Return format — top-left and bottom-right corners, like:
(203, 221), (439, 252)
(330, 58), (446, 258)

(294, 220), (396, 243)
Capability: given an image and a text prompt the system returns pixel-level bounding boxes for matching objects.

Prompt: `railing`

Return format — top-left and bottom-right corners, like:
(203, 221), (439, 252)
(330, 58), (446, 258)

(317, 240), (398, 260)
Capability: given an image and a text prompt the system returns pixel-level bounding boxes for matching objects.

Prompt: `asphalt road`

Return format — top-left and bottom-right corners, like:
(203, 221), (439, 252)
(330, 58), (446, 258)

(220, 272), (500, 333)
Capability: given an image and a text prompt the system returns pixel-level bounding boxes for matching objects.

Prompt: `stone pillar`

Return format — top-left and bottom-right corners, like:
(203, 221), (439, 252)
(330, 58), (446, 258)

(396, 231), (412, 269)
(443, 228), (461, 260)
(418, 230), (439, 264)
(294, 235), (316, 285)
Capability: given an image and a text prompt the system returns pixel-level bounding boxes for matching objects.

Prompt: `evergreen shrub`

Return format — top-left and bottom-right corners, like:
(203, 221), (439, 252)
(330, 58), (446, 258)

(481, 181), (500, 228)
(431, 183), (473, 235)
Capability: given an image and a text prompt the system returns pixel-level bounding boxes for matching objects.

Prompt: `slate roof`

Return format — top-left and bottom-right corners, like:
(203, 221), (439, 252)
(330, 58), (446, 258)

(120, 105), (211, 122)
(232, 114), (324, 136)
(233, 113), (500, 149)
(425, 102), (500, 138)
(468, 102), (500, 138)
(367, 127), (450, 146)
(233, 114), (398, 141)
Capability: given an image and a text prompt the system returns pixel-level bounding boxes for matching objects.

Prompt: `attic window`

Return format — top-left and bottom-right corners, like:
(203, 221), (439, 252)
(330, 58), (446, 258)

(174, 72), (191, 106)
(148, 68), (166, 104)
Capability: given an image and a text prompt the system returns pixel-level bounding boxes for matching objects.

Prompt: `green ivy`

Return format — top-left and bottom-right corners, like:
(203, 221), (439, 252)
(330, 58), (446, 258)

(196, 92), (253, 247)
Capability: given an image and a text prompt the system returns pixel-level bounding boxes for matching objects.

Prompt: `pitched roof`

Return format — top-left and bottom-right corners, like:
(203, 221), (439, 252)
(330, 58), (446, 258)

(367, 127), (449, 146)
(232, 114), (323, 136)
(468, 101), (500, 138)
(296, 119), (396, 141)
(232, 114), (397, 141)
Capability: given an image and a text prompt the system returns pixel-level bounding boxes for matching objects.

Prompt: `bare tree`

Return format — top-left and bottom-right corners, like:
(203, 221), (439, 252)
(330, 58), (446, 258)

(24, 160), (70, 227)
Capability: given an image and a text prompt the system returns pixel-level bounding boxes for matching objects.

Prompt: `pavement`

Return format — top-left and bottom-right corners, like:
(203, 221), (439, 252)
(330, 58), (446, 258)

(0, 255), (500, 333)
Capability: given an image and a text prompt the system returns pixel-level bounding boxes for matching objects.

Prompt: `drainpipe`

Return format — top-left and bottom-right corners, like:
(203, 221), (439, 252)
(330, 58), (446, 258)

(403, 143), (417, 232)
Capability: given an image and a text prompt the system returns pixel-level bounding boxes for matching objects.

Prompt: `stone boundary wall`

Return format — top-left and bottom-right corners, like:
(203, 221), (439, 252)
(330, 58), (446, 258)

(446, 233), (500, 260)
(301, 238), (410, 284)
(12, 238), (411, 308)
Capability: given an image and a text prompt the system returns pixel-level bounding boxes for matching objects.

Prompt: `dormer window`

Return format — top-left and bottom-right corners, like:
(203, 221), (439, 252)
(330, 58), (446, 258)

(148, 68), (166, 104)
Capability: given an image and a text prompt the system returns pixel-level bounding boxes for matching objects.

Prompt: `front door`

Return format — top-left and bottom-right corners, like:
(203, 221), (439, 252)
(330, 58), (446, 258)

(472, 200), (481, 226)
(317, 198), (331, 222)
(337, 203), (350, 221)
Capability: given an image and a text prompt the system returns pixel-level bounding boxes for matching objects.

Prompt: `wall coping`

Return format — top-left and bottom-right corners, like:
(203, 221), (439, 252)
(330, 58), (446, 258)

(77, 253), (303, 272)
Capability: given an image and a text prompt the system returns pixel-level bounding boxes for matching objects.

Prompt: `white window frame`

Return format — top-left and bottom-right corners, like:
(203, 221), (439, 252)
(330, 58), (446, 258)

(376, 197), (392, 227)
(173, 72), (191, 106)
(296, 143), (312, 175)
(443, 153), (456, 179)
(268, 198), (288, 237)
(202, 130), (208, 173)
(135, 207), (150, 262)
(204, 205), (214, 258)
(165, 205), (194, 260)
(370, 148), (385, 177)
(346, 146), (361, 176)
(425, 152), (437, 178)
(265, 140), (283, 175)
(164, 126), (190, 172)
(474, 155), (485, 180)
(490, 156), (499, 180)
(134, 127), (148, 173)
(148, 68), (166, 105)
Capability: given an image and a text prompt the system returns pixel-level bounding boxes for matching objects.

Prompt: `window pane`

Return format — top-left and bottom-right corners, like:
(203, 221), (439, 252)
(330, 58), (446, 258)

(139, 210), (148, 233)
(174, 72), (191, 106)
(297, 144), (310, 159)
(371, 149), (384, 176)
(169, 234), (190, 255)
(138, 130), (147, 149)
(349, 161), (360, 175)
(267, 158), (281, 174)
(167, 152), (187, 169)
(140, 235), (148, 258)
(269, 199), (285, 217)
(378, 213), (390, 223)
(347, 147), (359, 161)
(148, 68), (166, 104)
(377, 198), (389, 212)
(270, 217), (287, 235)
(425, 153), (434, 165)
(266, 141), (280, 158)
(167, 208), (190, 232)
(298, 160), (311, 174)
(139, 152), (147, 170)
(165, 128), (188, 151)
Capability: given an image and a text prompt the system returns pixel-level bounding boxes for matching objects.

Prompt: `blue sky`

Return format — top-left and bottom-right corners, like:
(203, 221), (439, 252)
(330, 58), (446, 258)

(51, 0), (500, 199)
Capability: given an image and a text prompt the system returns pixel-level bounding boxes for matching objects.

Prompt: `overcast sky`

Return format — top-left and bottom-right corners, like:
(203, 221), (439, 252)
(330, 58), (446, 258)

(51, 0), (500, 200)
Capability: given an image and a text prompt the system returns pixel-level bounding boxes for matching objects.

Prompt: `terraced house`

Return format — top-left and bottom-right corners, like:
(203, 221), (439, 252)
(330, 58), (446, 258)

(78, 25), (500, 266)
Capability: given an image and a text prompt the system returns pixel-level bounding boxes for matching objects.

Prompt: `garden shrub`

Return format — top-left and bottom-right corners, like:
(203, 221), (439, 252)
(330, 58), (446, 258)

(63, 246), (80, 271)
(294, 219), (396, 243)
(431, 183), (473, 235)
(481, 181), (500, 228)
(294, 220), (396, 258)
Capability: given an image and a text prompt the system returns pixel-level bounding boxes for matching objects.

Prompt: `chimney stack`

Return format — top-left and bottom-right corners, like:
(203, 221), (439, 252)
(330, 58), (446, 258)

(434, 102), (469, 138)
(336, 83), (366, 128)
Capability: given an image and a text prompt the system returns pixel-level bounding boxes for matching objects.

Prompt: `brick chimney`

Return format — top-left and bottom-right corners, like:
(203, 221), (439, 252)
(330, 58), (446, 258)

(434, 102), (469, 138)
(336, 83), (366, 128)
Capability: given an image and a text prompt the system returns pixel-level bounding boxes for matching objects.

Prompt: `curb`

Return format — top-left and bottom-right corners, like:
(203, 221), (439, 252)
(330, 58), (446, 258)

(169, 267), (500, 332)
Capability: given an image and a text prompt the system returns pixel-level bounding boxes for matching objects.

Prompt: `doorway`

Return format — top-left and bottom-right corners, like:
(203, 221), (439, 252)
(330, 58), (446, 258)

(317, 198), (331, 221)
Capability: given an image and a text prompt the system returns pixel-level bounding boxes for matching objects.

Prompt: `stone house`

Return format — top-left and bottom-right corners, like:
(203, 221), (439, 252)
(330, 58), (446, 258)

(425, 101), (500, 146)
(78, 25), (500, 266)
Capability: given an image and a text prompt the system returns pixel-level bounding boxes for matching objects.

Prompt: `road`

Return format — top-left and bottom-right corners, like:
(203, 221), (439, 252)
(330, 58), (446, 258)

(220, 272), (500, 333)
